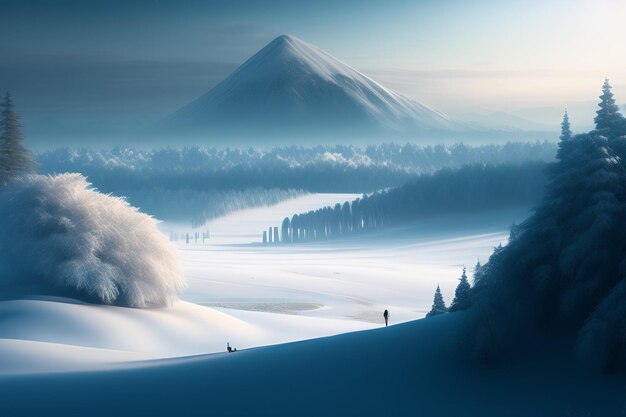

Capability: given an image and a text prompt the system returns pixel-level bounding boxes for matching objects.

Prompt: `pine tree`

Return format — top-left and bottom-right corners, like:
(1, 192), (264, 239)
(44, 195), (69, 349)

(560, 110), (572, 142)
(426, 284), (447, 317)
(449, 267), (471, 312)
(594, 78), (625, 138)
(473, 260), (482, 285)
(0, 92), (35, 184)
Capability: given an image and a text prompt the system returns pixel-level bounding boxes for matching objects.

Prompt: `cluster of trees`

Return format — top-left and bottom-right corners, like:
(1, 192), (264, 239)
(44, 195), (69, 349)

(37, 142), (555, 224)
(37, 141), (557, 195)
(265, 162), (547, 243)
(464, 79), (626, 373)
(0, 93), (35, 184)
(426, 267), (474, 317)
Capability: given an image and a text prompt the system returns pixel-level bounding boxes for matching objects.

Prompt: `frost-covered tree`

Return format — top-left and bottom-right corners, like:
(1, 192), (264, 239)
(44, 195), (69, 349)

(559, 110), (572, 142)
(594, 78), (625, 139)
(426, 285), (447, 318)
(449, 268), (471, 312)
(0, 92), (35, 184)
(0, 174), (185, 307)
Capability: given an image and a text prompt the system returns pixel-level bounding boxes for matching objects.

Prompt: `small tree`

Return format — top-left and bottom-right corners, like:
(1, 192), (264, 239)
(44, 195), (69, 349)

(594, 78), (625, 138)
(449, 267), (471, 312)
(0, 92), (35, 184)
(560, 110), (572, 142)
(426, 284), (447, 317)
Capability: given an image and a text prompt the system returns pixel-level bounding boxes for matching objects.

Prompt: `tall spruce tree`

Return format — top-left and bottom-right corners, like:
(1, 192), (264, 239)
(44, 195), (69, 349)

(449, 267), (471, 311)
(560, 110), (572, 142)
(594, 78), (625, 138)
(0, 92), (35, 184)
(426, 284), (447, 317)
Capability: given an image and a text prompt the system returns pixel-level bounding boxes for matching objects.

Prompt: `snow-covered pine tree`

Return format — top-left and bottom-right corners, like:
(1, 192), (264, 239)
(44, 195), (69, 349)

(560, 110), (572, 142)
(594, 78), (625, 139)
(426, 285), (447, 317)
(0, 92), (35, 184)
(449, 267), (471, 312)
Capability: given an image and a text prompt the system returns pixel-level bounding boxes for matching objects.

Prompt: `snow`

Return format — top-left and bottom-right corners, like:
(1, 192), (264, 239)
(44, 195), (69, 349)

(0, 192), (525, 375)
(161, 35), (456, 141)
(172, 193), (525, 323)
(0, 297), (372, 374)
(0, 192), (622, 414)
(1, 314), (623, 416)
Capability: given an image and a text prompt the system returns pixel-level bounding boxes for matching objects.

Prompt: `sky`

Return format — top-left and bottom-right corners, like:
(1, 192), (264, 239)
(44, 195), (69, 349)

(1, 0), (626, 147)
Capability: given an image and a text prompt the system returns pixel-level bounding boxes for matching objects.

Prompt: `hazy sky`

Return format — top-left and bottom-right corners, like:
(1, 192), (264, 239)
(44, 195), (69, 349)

(1, 0), (625, 146)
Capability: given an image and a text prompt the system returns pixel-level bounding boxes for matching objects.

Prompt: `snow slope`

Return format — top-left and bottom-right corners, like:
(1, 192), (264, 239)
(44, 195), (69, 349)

(159, 35), (456, 143)
(1, 314), (623, 416)
(0, 297), (374, 374)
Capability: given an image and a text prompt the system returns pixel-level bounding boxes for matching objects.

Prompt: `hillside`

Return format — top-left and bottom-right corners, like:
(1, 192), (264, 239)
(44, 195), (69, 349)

(0, 313), (622, 417)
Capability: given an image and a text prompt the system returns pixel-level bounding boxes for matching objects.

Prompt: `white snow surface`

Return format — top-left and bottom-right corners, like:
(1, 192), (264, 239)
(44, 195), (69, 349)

(162, 35), (455, 140)
(0, 192), (529, 374)
(2, 314), (623, 416)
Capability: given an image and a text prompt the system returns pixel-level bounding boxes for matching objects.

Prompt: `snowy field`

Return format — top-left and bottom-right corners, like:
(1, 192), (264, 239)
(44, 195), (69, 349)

(174, 194), (525, 323)
(0, 193), (529, 374)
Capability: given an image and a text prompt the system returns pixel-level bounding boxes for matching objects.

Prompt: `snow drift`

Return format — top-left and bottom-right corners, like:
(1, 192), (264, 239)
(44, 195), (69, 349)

(0, 174), (185, 307)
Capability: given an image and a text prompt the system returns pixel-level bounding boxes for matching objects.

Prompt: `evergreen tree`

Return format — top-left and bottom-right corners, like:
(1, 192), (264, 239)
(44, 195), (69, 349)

(560, 110), (572, 142)
(594, 78), (625, 138)
(449, 267), (471, 312)
(0, 92), (35, 184)
(426, 285), (447, 317)
(473, 260), (482, 285)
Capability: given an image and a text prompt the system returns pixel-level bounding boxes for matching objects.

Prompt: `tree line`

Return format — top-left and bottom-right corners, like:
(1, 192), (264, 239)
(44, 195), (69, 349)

(451, 79), (626, 373)
(37, 141), (557, 195)
(263, 162), (547, 243)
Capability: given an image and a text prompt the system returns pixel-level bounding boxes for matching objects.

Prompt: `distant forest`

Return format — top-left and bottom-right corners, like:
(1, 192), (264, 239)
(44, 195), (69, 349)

(36, 142), (555, 223)
(38, 141), (556, 193)
(265, 162), (547, 243)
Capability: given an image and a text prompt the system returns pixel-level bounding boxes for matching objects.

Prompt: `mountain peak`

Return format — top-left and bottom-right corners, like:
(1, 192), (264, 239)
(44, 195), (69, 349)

(260, 34), (314, 60)
(160, 35), (454, 144)
(272, 34), (298, 43)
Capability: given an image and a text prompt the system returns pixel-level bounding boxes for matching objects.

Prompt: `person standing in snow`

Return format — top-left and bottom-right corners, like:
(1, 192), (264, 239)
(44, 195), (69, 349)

(383, 309), (389, 326)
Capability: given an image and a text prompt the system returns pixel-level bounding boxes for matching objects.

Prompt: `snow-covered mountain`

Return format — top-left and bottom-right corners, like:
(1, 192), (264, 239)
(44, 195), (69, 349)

(158, 35), (459, 144)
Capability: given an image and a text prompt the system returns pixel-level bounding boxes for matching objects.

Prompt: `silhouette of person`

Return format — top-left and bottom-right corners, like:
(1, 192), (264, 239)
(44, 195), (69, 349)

(383, 309), (389, 326)
(227, 342), (236, 353)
